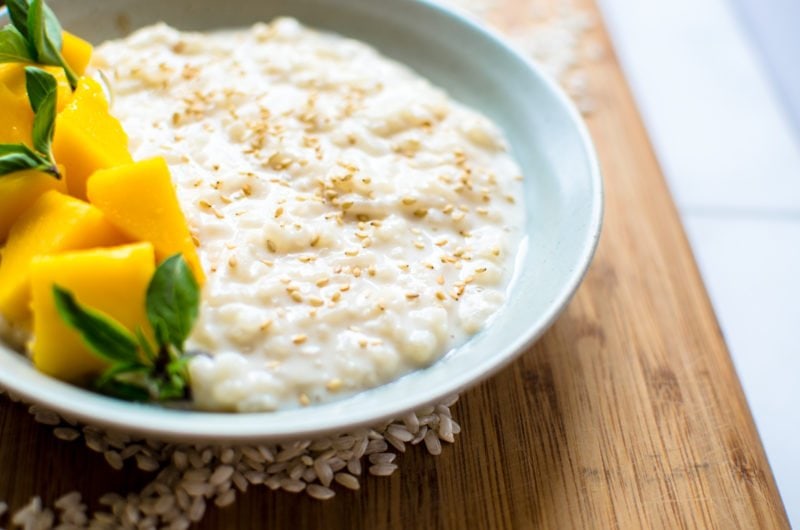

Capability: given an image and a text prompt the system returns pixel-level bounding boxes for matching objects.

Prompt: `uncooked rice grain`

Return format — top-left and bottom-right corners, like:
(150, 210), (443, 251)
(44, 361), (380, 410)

(307, 485), (335, 501)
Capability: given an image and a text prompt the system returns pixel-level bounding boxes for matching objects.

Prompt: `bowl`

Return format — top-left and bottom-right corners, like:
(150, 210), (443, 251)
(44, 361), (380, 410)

(0, 0), (603, 442)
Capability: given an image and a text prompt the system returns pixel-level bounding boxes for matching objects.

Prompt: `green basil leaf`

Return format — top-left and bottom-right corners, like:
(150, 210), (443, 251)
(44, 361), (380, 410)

(0, 25), (35, 63)
(0, 143), (52, 176)
(146, 255), (200, 351)
(24, 66), (57, 156)
(26, 0), (76, 88)
(156, 372), (188, 401)
(24, 65), (56, 111)
(95, 362), (147, 388)
(6, 0), (31, 40)
(52, 285), (142, 364)
(95, 378), (151, 402)
(41, 1), (63, 51)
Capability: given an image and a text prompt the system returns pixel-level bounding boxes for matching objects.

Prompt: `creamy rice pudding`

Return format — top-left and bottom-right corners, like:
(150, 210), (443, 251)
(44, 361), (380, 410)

(93, 18), (525, 411)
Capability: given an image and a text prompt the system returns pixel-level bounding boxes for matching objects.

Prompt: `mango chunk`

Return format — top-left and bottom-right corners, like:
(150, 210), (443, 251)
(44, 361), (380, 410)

(30, 243), (155, 383)
(0, 63), (73, 116)
(61, 31), (93, 76)
(0, 82), (33, 145)
(0, 170), (67, 243)
(0, 64), (73, 146)
(52, 77), (133, 200)
(87, 157), (205, 284)
(0, 191), (128, 325)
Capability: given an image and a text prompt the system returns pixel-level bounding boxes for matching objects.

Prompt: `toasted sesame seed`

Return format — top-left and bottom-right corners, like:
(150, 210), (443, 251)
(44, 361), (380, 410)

(405, 293), (420, 300)
(292, 334), (308, 345)
(315, 278), (330, 287)
(437, 275), (445, 285)
(309, 296), (324, 307)
(435, 291), (447, 301)
(291, 292), (303, 303)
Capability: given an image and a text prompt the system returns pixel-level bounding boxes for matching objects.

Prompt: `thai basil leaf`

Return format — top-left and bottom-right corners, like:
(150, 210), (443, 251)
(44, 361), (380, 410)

(6, 0), (31, 40)
(26, 0), (76, 88)
(146, 255), (200, 351)
(0, 25), (34, 63)
(95, 377), (151, 402)
(0, 143), (52, 176)
(95, 361), (148, 388)
(52, 286), (142, 365)
(24, 66), (57, 156)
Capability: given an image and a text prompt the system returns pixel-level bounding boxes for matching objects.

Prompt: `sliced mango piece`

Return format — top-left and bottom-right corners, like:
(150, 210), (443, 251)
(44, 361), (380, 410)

(0, 82), (33, 145)
(0, 63), (73, 116)
(87, 157), (205, 284)
(0, 191), (128, 324)
(0, 170), (67, 243)
(52, 77), (133, 200)
(0, 64), (73, 146)
(30, 242), (155, 383)
(61, 31), (93, 76)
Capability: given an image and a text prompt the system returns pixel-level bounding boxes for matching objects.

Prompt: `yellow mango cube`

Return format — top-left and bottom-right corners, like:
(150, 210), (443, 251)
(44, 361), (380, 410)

(61, 31), (93, 76)
(87, 157), (206, 284)
(0, 191), (128, 325)
(0, 170), (67, 243)
(0, 82), (33, 145)
(52, 77), (133, 200)
(0, 63), (73, 115)
(0, 64), (73, 146)
(30, 242), (155, 383)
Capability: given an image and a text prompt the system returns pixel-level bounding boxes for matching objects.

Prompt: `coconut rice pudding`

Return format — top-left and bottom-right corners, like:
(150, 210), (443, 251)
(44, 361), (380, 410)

(91, 18), (525, 411)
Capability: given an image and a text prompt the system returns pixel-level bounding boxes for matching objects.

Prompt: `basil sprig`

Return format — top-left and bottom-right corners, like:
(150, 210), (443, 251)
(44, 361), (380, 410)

(1, 0), (78, 88)
(0, 67), (61, 179)
(53, 255), (201, 402)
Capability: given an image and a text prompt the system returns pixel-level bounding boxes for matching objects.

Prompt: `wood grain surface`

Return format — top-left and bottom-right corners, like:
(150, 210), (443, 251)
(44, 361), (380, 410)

(0, 0), (790, 528)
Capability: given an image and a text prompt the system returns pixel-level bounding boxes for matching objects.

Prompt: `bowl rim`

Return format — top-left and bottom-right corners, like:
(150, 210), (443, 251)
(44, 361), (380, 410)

(0, 0), (604, 442)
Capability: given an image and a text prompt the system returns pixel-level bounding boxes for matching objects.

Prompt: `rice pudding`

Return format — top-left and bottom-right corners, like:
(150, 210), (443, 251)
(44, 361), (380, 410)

(92, 18), (526, 411)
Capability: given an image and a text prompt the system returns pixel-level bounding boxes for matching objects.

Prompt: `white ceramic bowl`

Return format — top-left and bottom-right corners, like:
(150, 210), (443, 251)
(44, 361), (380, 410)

(0, 0), (602, 442)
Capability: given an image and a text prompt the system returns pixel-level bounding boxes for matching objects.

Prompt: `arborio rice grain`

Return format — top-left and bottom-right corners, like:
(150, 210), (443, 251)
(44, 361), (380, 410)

(0, 1), (598, 528)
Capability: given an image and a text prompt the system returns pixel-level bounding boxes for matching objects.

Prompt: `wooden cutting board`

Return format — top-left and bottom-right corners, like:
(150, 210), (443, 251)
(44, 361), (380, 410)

(0, 0), (790, 528)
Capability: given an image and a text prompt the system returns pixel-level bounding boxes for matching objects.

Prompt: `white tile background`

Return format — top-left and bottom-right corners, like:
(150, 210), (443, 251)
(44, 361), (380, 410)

(596, 0), (800, 524)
